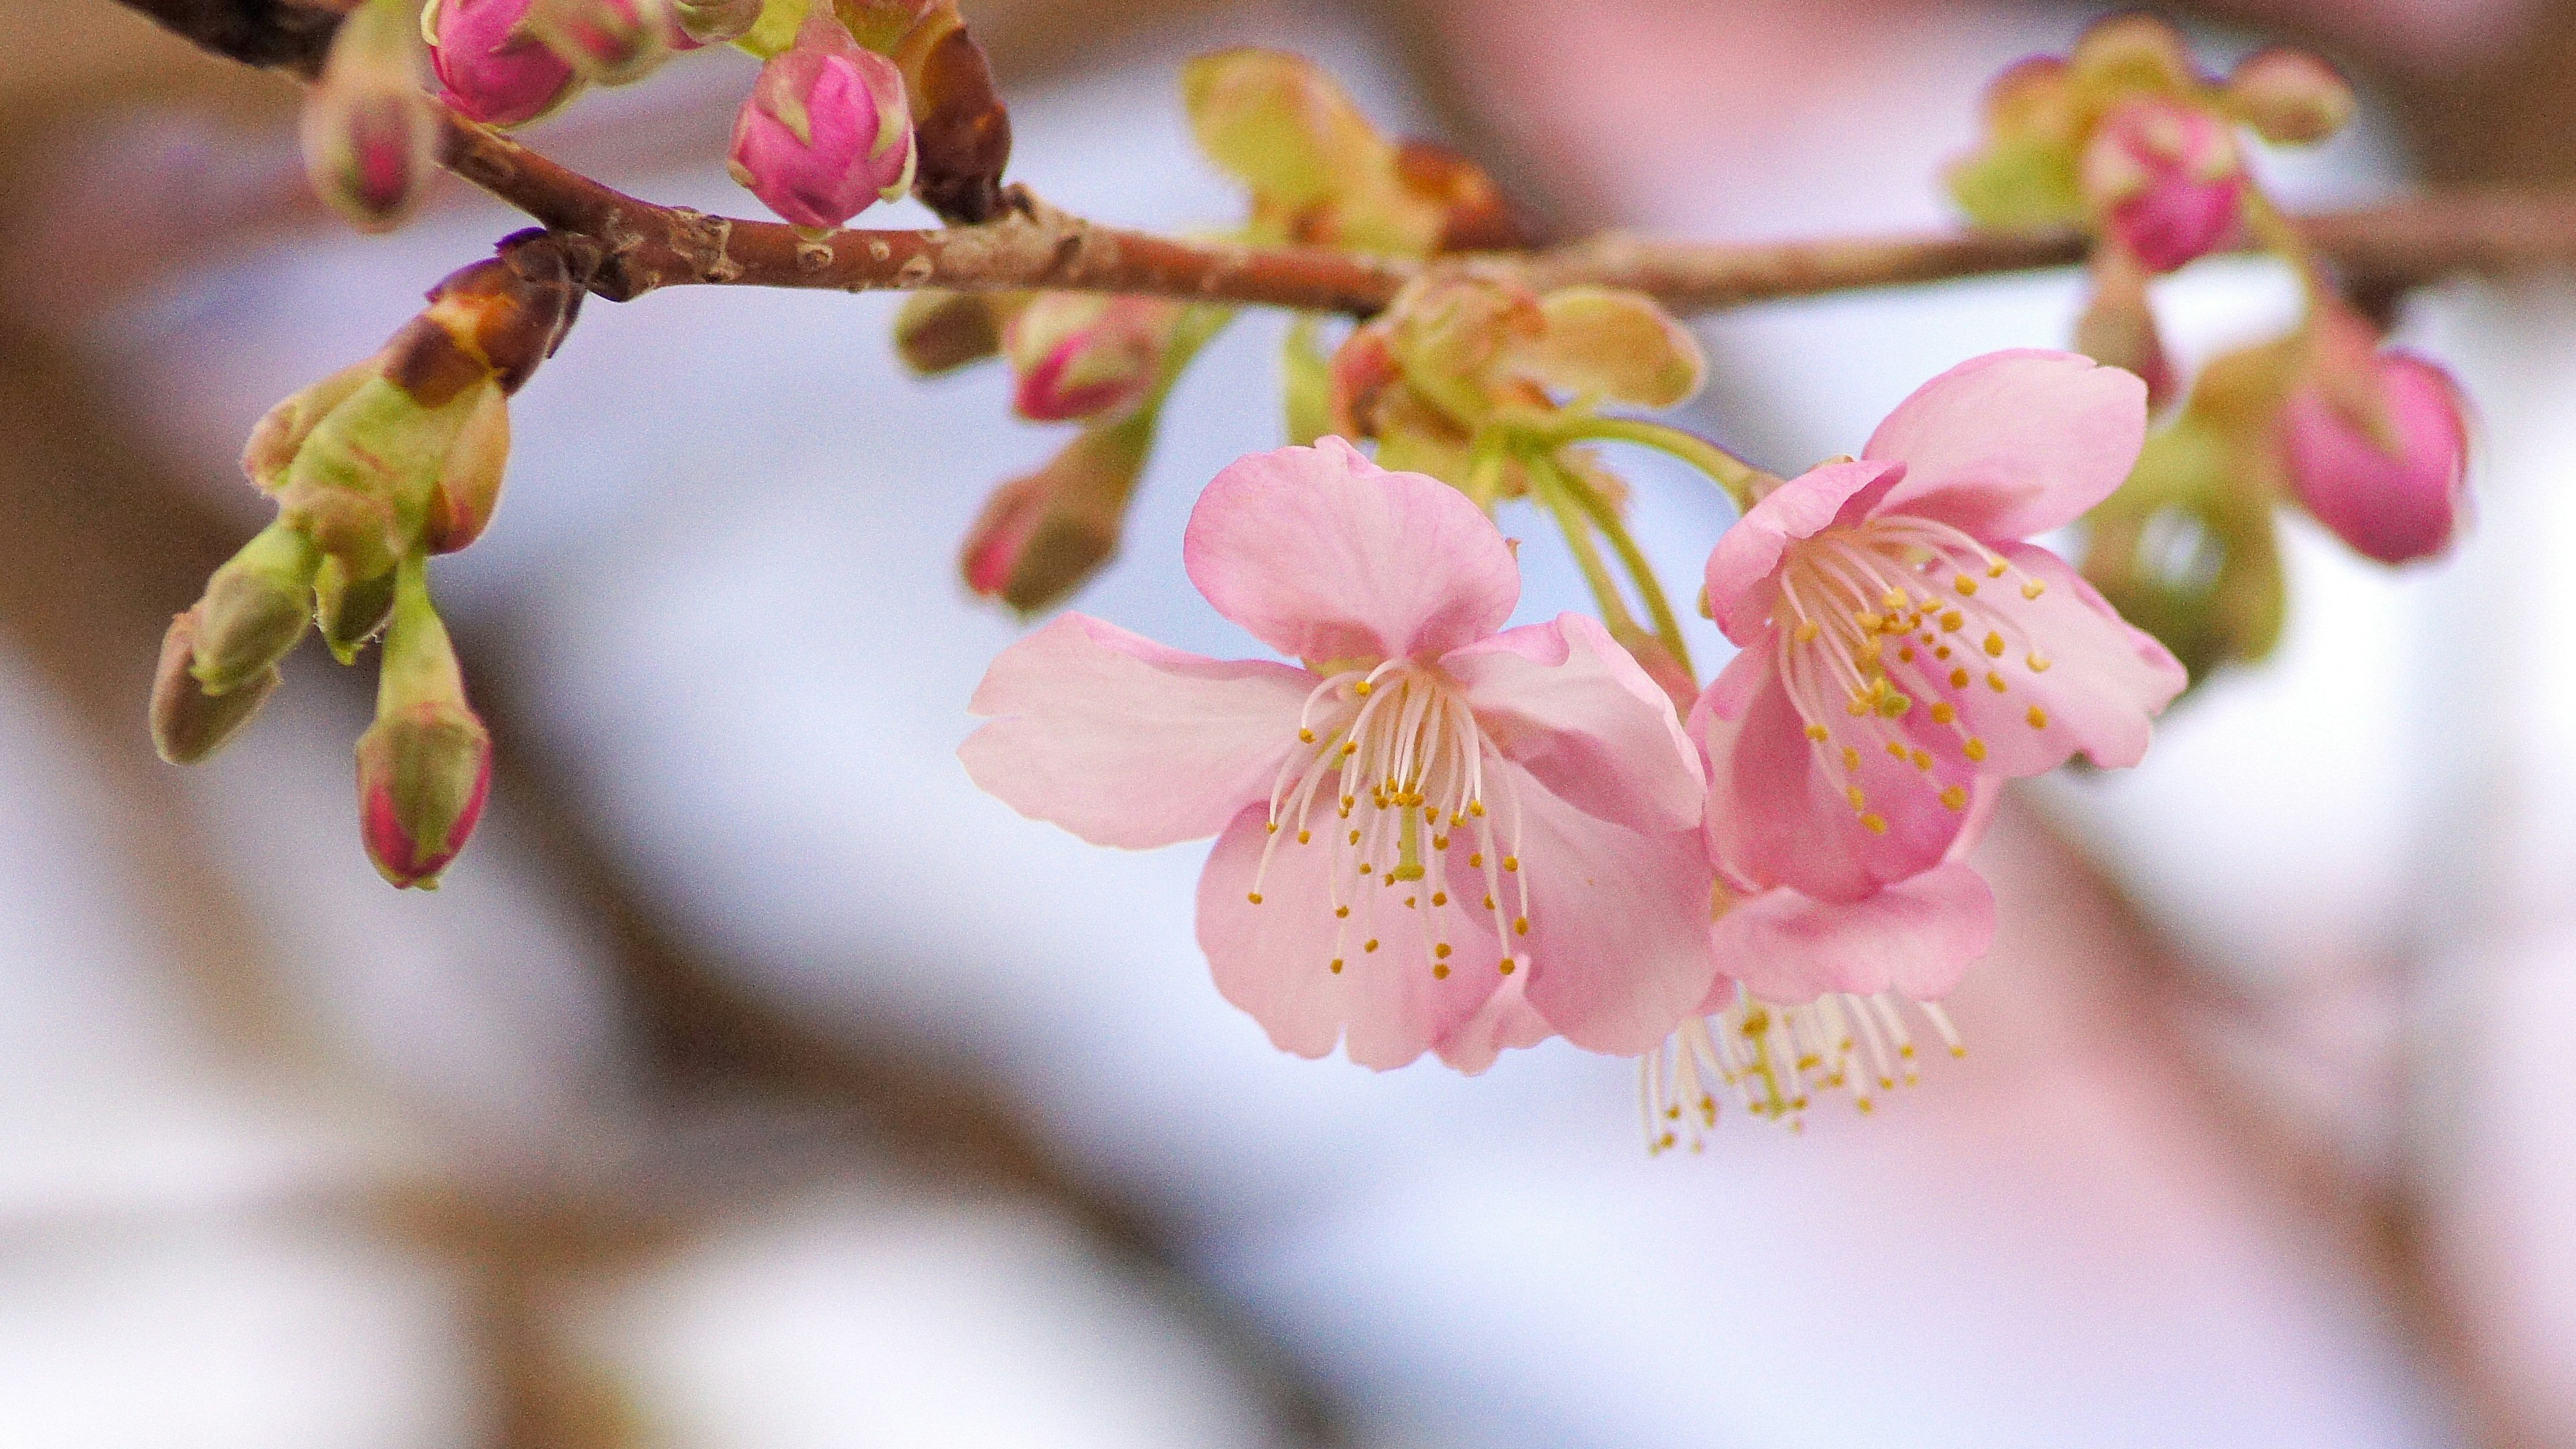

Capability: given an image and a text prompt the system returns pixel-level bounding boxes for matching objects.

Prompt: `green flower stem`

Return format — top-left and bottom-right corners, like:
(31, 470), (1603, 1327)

(1525, 454), (1632, 632)
(1552, 456), (1695, 682)
(377, 555), (464, 716)
(1532, 415), (1766, 514)
(2239, 190), (2334, 311)
(1526, 450), (1695, 686)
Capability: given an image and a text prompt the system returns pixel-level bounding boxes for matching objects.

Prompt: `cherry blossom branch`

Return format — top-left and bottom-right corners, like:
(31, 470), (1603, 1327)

(441, 115), (2576, 309)
(113, 0), (2576, 311)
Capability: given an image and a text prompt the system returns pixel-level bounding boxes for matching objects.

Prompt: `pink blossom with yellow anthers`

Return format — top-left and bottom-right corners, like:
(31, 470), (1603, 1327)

(961, 439), (1716, 1071)
(1697, 350), (2188, 908)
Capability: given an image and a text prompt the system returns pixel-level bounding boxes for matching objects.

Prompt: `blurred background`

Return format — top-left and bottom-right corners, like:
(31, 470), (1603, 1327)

(3, 0), (2574, 1444)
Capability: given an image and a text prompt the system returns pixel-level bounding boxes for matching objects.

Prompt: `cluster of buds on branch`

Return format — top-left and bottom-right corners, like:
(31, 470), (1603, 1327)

(126, 0), (2511, 1137)
(154, 229), (586, 887)
(300, 0), (1010, 229)
(912, 50), (1530, 615)
(1951, 14), (2470, 685)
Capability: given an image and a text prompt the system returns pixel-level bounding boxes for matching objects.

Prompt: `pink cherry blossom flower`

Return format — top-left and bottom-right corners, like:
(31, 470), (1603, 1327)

(426, 0), (584, 129)
(2282, 350), (2471, 565)
(1699, 350), (2187, 908)
(1642, 706), (2003, 1143)
(961, 439), (1715, 1071)
(727, 13), (916, 231)
(2080, 97), (2245, 272)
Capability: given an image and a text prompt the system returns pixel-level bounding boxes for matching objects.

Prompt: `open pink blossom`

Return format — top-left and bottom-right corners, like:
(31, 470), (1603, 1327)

(962, 439), (1715, 1071)
(1639, 685), (2002, 1143)
(1699, 350), (2186, 908)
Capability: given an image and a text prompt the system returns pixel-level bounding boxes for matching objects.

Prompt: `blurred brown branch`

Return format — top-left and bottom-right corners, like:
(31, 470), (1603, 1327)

(112, 0), (2576, 313)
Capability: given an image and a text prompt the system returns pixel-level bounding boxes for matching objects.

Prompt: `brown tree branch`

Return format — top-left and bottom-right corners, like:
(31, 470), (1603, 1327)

(440, 107), (2576, 309)
(110, 0), (2576, 313)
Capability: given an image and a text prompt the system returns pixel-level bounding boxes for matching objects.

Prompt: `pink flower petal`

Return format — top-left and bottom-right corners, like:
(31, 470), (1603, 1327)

(1880, 542), (2186, 775)
(1708, 862), (1996, 1004)
(1693, 647), (1972, 904)
(961, 613), (1313, 849)
(1864, 350), (2147, 542)
(1436, 973), (1555, 1075)
(1197, 803), (1509, 1069)
(1441, 613), (1703, 835)
(1185, 438), (1519, 663)
(1494, 757), (1717, 1057)
(1703, 460), (1903, 647)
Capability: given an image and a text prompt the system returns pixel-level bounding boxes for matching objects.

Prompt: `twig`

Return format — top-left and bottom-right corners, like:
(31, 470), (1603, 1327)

(112, 0), (2576, 312)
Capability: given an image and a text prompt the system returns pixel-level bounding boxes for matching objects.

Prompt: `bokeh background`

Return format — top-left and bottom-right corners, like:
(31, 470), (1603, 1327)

(3, 0), (2574, 1444)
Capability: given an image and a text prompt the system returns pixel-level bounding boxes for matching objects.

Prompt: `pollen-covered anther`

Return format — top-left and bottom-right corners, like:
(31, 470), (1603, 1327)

(1647, 987), (1968, 1139)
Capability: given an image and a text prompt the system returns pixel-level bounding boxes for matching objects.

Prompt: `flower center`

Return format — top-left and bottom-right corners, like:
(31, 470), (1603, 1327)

(1642, 985), (1965, 1148)
(1248, 658), (1532, 982)
(1771, 516), (2053, 830)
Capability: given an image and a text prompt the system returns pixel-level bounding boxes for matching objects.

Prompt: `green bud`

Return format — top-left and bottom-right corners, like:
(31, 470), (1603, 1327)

(2081, 418), (2283, 687)
(1513, 287), (1707, 410)
(894, 288), (1014, 376)
(192, 523), (321, 694)
(358, 559), (491, 889)
(315, 557), (399, 664)
(151, 607), (281, 765)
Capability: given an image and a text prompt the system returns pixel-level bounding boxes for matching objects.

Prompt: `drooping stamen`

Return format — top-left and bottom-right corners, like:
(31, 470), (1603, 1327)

(1642, 984), (1970, 1148)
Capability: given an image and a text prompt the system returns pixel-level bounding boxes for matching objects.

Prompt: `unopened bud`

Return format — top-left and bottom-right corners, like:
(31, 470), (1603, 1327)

(883, 0), (1012, 223)
(358, 561), (492, 888)
(961, 413), (1155, 612)
(315, 558), (400, 663)
(152, 608), (281, 765)
(2224, 48), (2354, 146)
(426, 0), (583, 128)
(672, 0), (763, 44)
(1005, 294), (1177, 423)
(193, 523), (321, 694)
(2081, 418), (2280, 684)
(518, 0), (671, 86)
(358, 699), (493, 888)
(2282, 350), (2469, 565)
(425, 384), (511, 553)
(729, 12), (914, 230)
(1326, 324), (1401, 439)
(894, 288), (1014, 375)
(303, 0), (439, 232)
(2080, 97), (2243, 272)
(2068, 13), (2199, 93)
(1507, 287), (1705, 410)
(243, 360), (375, 492)
(1181, 48), (1379, 213)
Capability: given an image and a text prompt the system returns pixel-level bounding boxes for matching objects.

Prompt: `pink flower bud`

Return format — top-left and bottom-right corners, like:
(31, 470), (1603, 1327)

(516, 0), (669, 87)
(960, 415), (1155, 612)
(2282, 352), (2469, 565)
(302, 0), (439, 231)
(1004, 294), (1177, 423)
(427, 0), (584, 127)
(2080, 98), (2243, 272)
(357, 698), (494, 888)
(727, 13), (916, 231)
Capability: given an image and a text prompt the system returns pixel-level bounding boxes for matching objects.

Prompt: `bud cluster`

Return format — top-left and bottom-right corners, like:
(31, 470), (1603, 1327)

(153, 230), (586, 888)
(1948, 16), (2355, 273)
(912, 49), (1536, 619)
